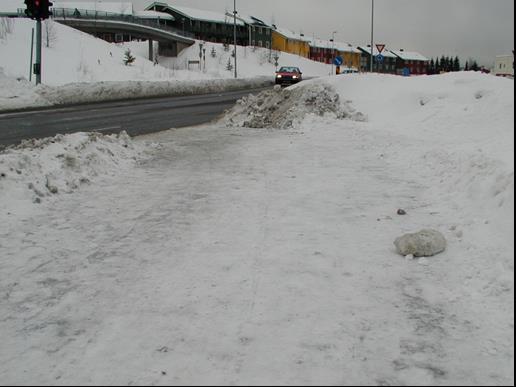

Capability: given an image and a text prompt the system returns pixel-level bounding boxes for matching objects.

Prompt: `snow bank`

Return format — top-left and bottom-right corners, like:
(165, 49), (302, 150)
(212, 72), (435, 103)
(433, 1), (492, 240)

(224, 82), (365, 129)
(324, 71), (513, 262)
(37, 76), (273, 106)
(0, 131), (142, 208)
(0, 67), (52, 110)
(0, 74), (273, 111)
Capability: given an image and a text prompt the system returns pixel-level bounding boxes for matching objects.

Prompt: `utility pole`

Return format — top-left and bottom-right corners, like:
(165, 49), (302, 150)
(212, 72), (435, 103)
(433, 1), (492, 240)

(233, 0), (237, 78)
(370, 0), (375, 73)
(331, 31), (337, 76)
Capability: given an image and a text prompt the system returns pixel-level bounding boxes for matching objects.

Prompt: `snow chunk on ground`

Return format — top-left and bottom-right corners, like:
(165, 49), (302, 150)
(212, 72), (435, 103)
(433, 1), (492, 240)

(395, 229), (447, 257)
(0, 131), (142, 206)
(224, 81), (366, 129)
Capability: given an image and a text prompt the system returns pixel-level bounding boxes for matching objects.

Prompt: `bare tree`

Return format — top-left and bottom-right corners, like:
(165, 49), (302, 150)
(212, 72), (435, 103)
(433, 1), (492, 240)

(0, 18), (14, 40)
(43, 20), (58, 48)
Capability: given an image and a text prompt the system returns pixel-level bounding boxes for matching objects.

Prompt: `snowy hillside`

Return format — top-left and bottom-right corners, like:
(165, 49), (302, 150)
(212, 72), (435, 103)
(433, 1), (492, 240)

(0, 18), (175, 85)
(0, 72), (513, 385)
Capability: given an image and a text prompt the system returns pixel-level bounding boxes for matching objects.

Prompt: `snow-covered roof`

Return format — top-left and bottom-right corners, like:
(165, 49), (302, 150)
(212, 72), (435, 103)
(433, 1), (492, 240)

(274, 28), (310, 42)
(334, 43), (361, 54)
(147, 3), (245, 26)
(53, 1), (133, 15)
(308, 38), (360, 53)
(390, 50), (429, 62)
(358, 46), (397, 58)
(134, 10), (174, 20)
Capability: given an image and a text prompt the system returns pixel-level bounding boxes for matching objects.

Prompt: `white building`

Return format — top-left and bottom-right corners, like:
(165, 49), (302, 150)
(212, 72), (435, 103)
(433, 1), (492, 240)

(494, 54), (514, 77)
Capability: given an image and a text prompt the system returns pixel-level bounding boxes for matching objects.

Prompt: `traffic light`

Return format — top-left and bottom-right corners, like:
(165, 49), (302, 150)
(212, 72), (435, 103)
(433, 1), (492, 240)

(24, 0), (53, 21)
(40, 0), (54, 20)
(24, 0), (36, 19)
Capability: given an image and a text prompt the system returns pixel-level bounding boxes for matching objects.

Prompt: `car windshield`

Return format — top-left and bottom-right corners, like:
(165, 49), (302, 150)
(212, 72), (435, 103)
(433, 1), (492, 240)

(278, 67), (300, 73)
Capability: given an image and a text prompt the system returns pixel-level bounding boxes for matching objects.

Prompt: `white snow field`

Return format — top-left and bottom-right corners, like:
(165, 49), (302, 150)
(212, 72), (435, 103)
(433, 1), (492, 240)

(0, 18), (332, 111)
(0, 72), (514, 386)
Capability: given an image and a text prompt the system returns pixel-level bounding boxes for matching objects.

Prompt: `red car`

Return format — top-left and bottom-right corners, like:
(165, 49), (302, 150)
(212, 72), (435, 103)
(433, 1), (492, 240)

(275, 66), (303, 86)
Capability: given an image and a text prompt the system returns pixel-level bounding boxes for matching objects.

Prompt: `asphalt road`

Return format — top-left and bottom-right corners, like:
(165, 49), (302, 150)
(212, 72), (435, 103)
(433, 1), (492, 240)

(0, 86), (270, 147)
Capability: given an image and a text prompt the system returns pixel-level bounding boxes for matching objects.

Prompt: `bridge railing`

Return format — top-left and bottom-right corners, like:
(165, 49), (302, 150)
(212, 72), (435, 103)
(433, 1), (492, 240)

(29, 7), (195, 39)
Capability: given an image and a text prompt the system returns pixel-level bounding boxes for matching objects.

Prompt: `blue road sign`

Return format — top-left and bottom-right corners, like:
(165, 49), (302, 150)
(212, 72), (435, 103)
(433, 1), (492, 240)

(375, 54), (384, 64)
(334, 56), (343, 66)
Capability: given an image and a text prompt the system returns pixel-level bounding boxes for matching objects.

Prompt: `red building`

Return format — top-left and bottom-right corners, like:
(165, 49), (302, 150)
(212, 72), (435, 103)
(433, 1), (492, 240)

(390, 49), (429, 75)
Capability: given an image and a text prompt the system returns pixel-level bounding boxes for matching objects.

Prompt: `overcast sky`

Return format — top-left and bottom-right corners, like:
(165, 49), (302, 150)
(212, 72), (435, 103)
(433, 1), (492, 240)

(85, 1), (515, 65)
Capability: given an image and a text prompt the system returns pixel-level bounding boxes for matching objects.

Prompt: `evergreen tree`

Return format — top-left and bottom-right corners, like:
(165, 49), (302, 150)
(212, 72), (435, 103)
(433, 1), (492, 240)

(464, 61), (470, 71)
(471, 61), (480, 71)
(453, 56), (461, 72)
(429, 58), (435, 75)
(435, 57), (441, 73)
(123, 49), (136, 66)
(440, 56), (447, 72)
(444, 56), (451, 72)
(226, 57), (233, 72)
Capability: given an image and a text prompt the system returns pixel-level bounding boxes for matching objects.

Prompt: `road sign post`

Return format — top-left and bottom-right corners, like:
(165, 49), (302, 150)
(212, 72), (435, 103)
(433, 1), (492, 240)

(334, 56), (343, 75)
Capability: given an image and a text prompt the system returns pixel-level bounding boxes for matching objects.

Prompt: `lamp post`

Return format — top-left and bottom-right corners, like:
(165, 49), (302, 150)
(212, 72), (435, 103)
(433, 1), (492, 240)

(331, 31), (337, 75)
(233, 0), (237, 78)
(370, 0), (375, 72)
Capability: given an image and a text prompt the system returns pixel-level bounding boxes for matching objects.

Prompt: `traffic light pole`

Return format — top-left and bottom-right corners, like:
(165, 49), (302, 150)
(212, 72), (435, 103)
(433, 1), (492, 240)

(35, 19), (42, 85)
(29, 28), (34, 82)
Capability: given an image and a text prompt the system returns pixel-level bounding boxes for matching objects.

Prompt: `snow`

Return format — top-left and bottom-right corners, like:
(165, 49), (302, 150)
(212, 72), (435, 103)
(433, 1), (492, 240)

(134, 10), (174, 20)
(274, 27), (310, 42)
(309, 38), (361, 53)
(154, 4), (245, 26)
(390, 50), (429, 62)
(0, 72), (513, 385)
(224, 82), (365, 129)
(0, 131), (142, 213)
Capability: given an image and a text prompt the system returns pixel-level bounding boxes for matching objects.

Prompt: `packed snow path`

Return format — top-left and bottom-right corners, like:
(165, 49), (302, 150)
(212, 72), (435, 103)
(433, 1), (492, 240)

(1, 118), (512, 385)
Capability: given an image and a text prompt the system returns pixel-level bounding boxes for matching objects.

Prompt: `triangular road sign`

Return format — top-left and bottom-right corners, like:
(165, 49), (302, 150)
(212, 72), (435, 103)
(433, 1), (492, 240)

(376, 44), (386, 54)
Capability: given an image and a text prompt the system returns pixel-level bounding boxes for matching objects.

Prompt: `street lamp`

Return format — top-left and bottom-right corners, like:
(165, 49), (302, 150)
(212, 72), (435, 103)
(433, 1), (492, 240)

(331, 31), (337, 75)
(370, 0), (375, 72)
(233, 0), (237, 78)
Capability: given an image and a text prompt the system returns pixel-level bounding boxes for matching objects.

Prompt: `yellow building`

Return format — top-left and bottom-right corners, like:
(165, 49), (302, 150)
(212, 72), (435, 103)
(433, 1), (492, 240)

(272, 28), (310, 58)
(336, 44), (362, 70)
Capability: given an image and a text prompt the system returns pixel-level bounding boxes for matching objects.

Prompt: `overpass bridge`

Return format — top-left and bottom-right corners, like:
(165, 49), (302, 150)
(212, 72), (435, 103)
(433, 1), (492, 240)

(6, 7), (196, 60)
